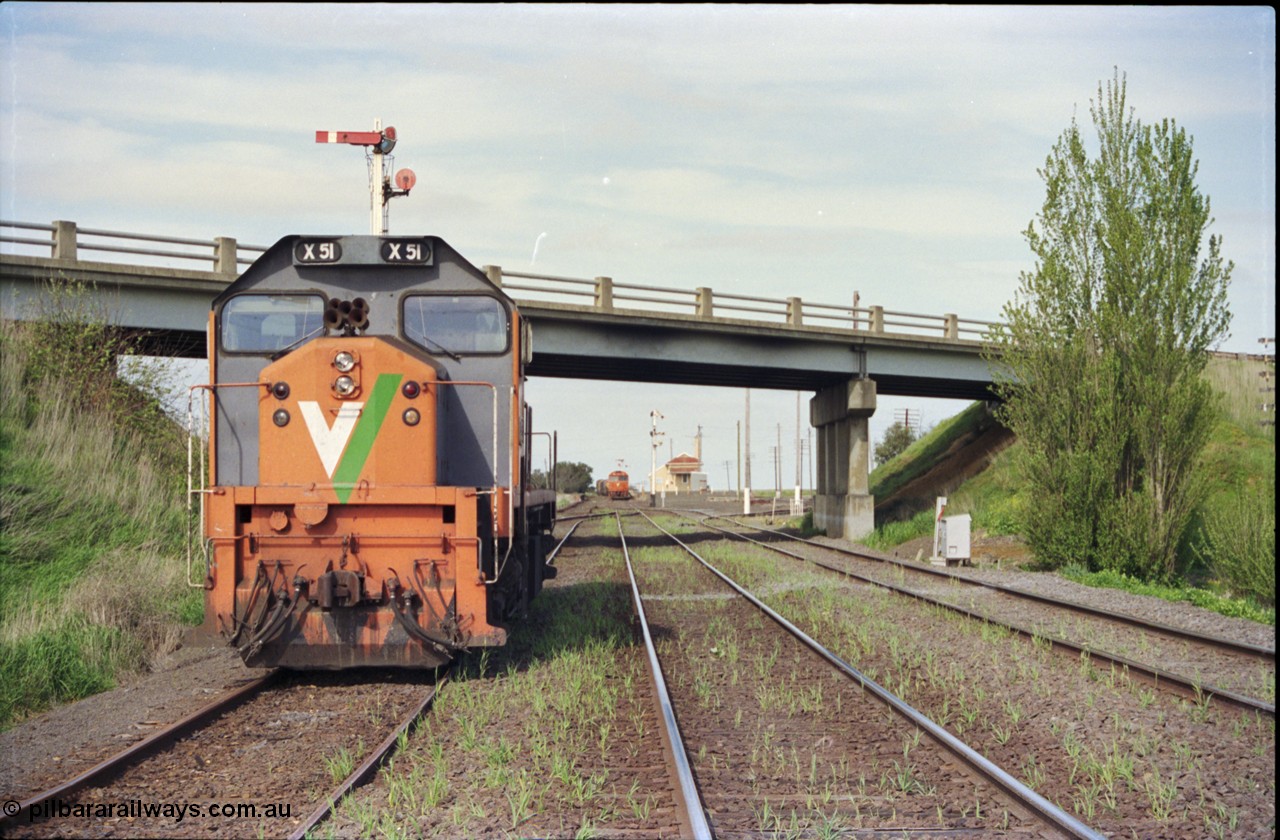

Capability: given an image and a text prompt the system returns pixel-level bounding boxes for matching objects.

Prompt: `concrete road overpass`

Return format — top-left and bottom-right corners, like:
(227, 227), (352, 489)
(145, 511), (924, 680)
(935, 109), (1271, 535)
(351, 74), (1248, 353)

(2, 219), (1007, 539)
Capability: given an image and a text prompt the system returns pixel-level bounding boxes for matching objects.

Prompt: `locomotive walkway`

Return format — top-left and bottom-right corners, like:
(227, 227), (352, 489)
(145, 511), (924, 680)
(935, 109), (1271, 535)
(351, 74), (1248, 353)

(1, 219), (1001, 539)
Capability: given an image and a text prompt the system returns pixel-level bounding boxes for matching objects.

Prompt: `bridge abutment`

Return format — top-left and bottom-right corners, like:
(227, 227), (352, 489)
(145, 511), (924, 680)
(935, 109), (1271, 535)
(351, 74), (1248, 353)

(810, 377), (876, 540)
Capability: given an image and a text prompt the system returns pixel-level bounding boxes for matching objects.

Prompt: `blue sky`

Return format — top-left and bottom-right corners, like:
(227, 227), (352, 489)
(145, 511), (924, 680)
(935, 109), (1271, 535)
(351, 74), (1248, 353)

(2, 4), (1274, 490)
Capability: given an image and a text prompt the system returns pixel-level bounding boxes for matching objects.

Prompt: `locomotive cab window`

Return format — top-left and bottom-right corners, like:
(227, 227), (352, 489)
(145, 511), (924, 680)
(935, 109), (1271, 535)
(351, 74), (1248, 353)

(220, 294), (325, 353)
(403, 295), (509, 355)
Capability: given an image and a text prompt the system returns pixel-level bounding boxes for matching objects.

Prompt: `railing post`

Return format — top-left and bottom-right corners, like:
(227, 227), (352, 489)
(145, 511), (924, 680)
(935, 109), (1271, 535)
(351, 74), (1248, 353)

(870, 306), (885, 333)
(787, 297), (803, 327)
(52, 220), (77, 261)
(944, 313), (959, 340)
(214, 237), (238, 275)
(595, 276), (613, 311)
(483, 265), (503, 287)
(696, 287), (713, 319)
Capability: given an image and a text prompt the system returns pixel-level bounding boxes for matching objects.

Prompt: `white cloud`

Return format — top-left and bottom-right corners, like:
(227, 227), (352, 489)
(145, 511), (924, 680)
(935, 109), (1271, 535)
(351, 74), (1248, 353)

(1, 4), (1272, 484)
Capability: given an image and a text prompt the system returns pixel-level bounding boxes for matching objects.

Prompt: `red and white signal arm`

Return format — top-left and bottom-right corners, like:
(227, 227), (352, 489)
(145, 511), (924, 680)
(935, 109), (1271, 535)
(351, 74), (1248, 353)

(316, 130), (383, 145)
(395, 169), (416, 191)
(315, 126), (397, 153)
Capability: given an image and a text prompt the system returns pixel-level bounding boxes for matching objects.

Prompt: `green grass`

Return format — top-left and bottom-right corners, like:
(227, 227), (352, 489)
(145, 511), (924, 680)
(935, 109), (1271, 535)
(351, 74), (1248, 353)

(0, 318), (199, 728)
(859, 510), (934, 552)
(1059, 564), (1274, 626)
(869, 401), (995, 502)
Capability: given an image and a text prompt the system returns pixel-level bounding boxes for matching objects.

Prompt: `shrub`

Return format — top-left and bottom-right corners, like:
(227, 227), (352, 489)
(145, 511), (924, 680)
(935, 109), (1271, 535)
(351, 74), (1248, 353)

(1195, 466), (1275, 607)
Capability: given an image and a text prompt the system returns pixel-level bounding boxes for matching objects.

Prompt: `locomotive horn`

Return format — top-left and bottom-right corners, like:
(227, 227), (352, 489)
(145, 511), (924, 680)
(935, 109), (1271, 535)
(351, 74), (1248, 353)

(350, 298), (369, 331)
(323, 298), (343, 329)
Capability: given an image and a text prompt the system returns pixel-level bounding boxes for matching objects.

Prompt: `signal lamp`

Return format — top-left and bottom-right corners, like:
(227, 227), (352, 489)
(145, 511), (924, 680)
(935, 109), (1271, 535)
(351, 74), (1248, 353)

(272, 409), (290, 427)
(402, 381), (421, 399)
(403, 408), (421, 426)
(334, 376), (356, 397)
(333, 351), (356, 372)
(271, 381), (290, 400)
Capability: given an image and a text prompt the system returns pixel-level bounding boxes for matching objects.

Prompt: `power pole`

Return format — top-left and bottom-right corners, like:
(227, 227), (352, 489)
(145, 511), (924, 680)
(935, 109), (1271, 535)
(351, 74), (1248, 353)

(736, 420), (742, 500)
(650, 410), (665, 508)
(775, 423), (781, 497)
(743, 390), (752, 514)
(794, 392), (802, 513)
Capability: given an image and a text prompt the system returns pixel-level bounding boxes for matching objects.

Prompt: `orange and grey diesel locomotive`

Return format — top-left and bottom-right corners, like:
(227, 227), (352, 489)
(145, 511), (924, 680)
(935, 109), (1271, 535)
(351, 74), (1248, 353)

(200, 234), (557, 669)
(605, 470), (631, 500)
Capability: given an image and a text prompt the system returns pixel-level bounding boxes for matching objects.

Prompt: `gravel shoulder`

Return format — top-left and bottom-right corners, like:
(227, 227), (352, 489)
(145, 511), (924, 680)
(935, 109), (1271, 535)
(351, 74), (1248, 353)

(0, 637), (268, 805)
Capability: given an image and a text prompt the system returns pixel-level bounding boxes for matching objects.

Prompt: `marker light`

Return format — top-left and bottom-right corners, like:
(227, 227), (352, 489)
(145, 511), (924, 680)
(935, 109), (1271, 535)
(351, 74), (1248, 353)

(333, 351), (356, 372)
(272, 409), (290, 427)
(272, 381), (290, 400)
(403, 408), (421, 426)
(334, 376), (357, 397)
(402, 381), (421, 399)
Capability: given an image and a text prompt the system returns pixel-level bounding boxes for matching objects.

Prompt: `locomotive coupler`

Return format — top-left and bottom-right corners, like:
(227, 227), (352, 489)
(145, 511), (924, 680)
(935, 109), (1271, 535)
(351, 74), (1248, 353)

(314, 569), (363, 609)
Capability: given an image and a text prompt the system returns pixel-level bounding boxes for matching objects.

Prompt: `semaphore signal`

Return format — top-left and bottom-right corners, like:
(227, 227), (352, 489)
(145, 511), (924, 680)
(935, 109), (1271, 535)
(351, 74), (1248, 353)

(316, 118), (415, 235)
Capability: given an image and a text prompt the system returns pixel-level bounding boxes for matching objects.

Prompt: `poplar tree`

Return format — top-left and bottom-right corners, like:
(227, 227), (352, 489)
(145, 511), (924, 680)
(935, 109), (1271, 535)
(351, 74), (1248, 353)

(991, 71), (1232, 580)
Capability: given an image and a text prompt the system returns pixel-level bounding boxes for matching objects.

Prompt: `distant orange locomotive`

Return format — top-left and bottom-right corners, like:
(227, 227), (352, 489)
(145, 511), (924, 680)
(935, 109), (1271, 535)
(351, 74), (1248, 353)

(605, 470), (631, 500)
(199, 234), (557, 669)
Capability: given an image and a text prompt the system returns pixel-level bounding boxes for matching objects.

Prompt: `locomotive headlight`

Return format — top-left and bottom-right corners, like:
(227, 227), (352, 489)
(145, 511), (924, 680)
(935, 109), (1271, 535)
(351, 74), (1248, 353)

(272, 409), (290, 427)
(333, 351), (356, 372)
(403, 408), (421, 426)
(334, 375), (357, 397)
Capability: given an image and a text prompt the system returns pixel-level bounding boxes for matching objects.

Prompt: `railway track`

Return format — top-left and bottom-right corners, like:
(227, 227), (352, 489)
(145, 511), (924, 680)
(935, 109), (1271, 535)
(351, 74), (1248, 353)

(619, 509), (1101, 838)
(3, 669), (445, 838)
(693, 512), (1275, 716)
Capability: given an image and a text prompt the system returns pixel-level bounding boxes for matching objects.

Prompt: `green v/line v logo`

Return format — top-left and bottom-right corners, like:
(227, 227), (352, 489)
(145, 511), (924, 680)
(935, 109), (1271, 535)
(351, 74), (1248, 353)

(298, 373), (403, 503)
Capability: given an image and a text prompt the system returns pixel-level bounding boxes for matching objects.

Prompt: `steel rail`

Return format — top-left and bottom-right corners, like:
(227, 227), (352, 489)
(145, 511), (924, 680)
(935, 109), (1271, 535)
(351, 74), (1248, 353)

(4, 672), (278, 827)
(288, 671), (449, 840)
(556, 510), (627, 522)
(546, 519), (583, 565)
(616, 512), (713, 840)
(635, 510), (1104, 840)
(693, 514), (1276, 716)
(706, 513), (1275, 659)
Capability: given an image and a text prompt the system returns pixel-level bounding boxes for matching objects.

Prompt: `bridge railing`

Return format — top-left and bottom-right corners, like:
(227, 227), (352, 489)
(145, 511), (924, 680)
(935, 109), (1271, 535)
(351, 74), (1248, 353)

(490, 266), (1001, 341)
(1, 220), (267, 276)
(1, 219), (1003, 342)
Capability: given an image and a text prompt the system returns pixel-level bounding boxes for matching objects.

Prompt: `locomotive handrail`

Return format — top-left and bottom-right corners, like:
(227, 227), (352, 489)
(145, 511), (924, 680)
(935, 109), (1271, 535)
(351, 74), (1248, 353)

(185, 381), (270, 588)
(427, 379), (509, 583)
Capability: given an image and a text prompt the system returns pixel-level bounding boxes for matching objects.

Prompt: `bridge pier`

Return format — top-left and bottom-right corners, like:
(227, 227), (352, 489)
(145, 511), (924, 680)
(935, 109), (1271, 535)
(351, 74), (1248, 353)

(810, 377), (876, 540)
